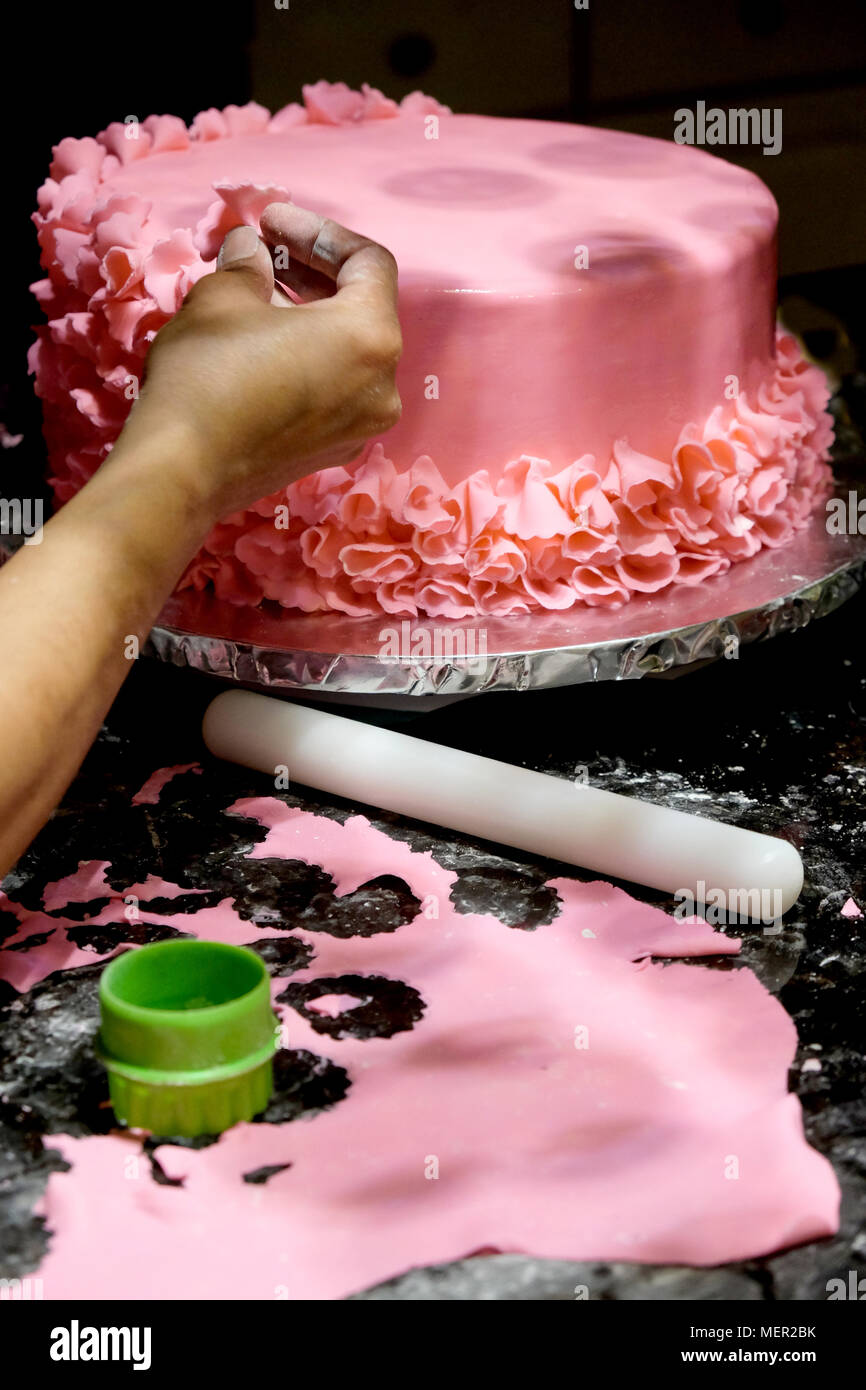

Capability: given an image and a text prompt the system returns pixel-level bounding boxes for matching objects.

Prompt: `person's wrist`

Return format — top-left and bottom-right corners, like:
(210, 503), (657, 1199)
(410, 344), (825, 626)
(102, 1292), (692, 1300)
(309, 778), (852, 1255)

(105, 414), (226, 531)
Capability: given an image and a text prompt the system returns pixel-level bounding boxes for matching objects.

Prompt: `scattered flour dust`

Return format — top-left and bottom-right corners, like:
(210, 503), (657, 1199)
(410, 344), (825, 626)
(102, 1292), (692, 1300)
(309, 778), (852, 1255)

(0, 775), (840, 1299)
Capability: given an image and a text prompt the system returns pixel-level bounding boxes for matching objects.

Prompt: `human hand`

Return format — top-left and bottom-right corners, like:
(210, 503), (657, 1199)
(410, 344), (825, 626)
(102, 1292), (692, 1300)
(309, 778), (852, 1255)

(119, 204), (402, 520)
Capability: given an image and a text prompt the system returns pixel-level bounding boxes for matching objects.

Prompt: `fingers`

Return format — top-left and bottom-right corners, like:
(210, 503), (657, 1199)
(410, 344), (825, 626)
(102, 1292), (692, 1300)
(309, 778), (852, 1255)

(259, 204), (402, 439)
(260, 203), (364, 278)
(213, 225), (276, 303)
(167, 206), (401, 480)
(272, 260), (335, 304)
(259, 202), (359, 302)
(260, 202), (399, 316)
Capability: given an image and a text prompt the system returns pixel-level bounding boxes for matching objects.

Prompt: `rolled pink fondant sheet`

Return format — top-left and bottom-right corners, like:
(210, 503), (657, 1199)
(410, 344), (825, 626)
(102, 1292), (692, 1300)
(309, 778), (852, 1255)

(13, 783), (837, 1299)
(203, 690), (803, 917)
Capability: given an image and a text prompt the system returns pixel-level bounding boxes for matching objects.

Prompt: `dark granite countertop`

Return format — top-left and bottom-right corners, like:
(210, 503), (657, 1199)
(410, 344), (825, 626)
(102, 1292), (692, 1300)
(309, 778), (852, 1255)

(1, 574), (864, 1300)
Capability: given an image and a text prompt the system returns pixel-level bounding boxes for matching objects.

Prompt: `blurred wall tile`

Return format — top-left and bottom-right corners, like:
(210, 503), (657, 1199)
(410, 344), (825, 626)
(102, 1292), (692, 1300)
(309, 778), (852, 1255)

(251, 0), (573, 116)
(588, 0), (866, 105)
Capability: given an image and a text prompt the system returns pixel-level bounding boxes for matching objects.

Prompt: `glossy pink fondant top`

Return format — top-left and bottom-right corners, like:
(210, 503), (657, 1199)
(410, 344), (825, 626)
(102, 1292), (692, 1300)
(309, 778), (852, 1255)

(104, 109), (779, 482)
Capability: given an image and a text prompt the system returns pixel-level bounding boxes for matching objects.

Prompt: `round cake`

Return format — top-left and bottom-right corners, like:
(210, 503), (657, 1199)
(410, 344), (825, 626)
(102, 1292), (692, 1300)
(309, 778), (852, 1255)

(31, 82), (834, 618)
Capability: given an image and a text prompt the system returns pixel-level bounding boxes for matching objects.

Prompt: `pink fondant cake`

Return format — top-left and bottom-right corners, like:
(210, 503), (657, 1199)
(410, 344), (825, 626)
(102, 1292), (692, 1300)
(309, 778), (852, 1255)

(31, 82), (834, 619)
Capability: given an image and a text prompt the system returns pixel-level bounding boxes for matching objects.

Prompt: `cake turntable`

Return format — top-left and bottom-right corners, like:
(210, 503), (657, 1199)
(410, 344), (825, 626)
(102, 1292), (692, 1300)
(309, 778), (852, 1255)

(146, 510), (866, 707)
(2, 469), (862, 709)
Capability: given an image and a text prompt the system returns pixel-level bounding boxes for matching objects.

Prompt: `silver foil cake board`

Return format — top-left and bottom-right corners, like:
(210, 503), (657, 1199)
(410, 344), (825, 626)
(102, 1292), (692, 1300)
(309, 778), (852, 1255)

(146, 520), (866, 705)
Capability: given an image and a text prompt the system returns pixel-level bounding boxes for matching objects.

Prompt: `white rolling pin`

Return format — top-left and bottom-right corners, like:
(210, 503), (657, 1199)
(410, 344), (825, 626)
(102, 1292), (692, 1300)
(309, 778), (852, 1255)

(202, 690), (803, 917)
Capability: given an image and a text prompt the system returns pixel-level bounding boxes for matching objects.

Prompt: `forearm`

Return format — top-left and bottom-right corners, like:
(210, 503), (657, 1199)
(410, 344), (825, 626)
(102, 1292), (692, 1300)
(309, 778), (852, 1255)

(0, 209), (401, 875)
(0, 425), (217, 874)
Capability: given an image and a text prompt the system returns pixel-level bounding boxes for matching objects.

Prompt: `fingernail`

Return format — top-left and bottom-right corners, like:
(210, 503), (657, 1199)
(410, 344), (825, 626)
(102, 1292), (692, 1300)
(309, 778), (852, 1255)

(217, 224), (261, 267)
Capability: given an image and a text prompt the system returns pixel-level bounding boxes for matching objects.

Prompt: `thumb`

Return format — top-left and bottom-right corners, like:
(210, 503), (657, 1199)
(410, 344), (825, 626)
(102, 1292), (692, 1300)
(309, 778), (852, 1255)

(214, 225), (275, 303)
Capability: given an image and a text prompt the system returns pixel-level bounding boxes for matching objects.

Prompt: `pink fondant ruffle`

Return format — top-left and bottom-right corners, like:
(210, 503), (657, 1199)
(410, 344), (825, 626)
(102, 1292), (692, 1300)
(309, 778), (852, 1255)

(30, 83), (832, 620)
(172, 335), (832, 619)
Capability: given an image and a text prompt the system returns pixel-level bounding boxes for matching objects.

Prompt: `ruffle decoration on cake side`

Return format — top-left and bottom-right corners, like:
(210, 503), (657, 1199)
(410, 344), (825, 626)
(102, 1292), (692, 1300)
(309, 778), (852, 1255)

(30, 84), (833, 620)
(173, 331), (833, 618)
